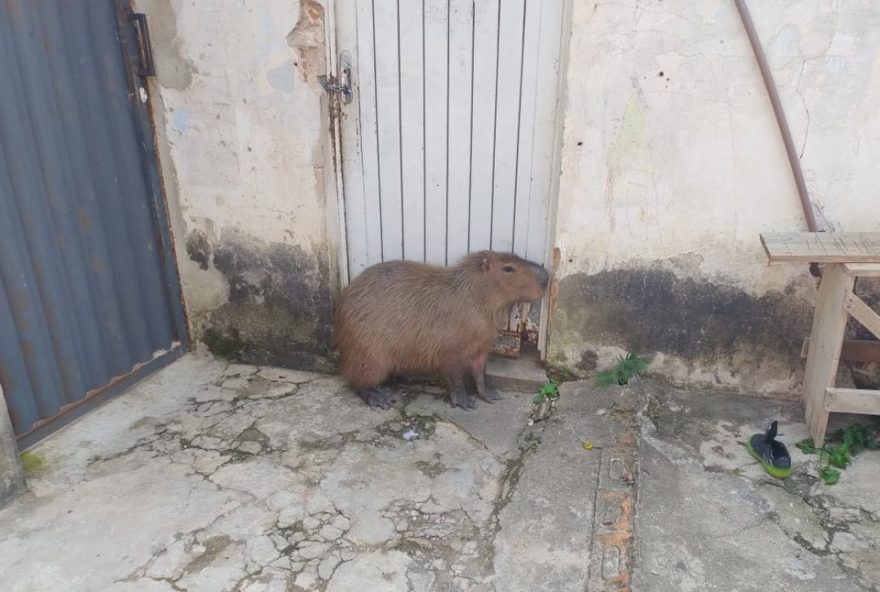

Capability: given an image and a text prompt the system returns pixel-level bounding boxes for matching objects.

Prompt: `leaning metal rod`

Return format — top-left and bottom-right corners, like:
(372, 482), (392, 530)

(733, 0), (822, 277)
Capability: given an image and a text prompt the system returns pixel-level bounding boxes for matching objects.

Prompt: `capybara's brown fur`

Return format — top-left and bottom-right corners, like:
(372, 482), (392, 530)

(334, 251), (550, 409)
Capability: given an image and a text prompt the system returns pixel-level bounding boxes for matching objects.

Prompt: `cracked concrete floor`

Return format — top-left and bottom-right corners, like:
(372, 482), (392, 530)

(1, 351), (879, 592)
(0, 351), (608, 592)
(634, 384), (880, 592)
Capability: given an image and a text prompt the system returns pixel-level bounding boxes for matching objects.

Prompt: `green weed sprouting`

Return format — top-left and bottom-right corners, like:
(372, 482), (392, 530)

(796, 421), (880, 485)
(596, 352), (649, 386)
(533, 379), (561, 404)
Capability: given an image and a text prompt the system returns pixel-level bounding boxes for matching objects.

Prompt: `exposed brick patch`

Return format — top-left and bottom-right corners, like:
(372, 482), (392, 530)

(588, 430), (638, 591)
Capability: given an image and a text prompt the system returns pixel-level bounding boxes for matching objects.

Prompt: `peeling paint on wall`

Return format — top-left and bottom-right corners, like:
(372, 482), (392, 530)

(287, 0), (325, 86)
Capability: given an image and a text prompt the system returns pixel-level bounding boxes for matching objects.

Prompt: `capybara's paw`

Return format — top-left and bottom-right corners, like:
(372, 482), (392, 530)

(481, 386), (503, 403)
(357, 387), (395, 409)
(451, 391), (476, 410)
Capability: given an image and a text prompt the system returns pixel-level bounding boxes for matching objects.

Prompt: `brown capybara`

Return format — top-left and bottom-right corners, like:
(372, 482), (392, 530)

(334, 251), (550, 409)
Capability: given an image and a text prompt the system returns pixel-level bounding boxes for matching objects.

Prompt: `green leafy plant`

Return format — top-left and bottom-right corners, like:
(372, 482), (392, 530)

(795, 421), (880, 485)
(533, 379), (561, 404)
(819, 467), (840, 485)
(533, 365), (572, 405)
(596, 352), (649, 386)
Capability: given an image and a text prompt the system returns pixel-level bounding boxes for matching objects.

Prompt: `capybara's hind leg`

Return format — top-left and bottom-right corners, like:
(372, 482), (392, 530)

(446, 371), (475, 410)
(346, 354), (393, 409)
(470, 353), (502, 403)
(357, 386), (395, 409)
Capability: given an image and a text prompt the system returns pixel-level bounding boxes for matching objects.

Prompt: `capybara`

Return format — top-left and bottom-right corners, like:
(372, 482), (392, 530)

(334, 251), (550, 409)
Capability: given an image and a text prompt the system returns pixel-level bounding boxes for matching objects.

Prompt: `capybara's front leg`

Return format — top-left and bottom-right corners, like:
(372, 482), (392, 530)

(446, 371), (475, 410)
(470, 352), (502, 403)
(356, 386), (395, 409)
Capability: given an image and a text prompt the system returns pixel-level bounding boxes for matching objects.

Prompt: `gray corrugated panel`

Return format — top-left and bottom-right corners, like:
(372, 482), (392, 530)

(39, 2), (137, 376)
(0, 143), (52, 428)
(0, 0), (182, 436)
(0, 7), (79, 419)
(86, 1), (175, 352)
(62, 4), (154, 365)
(7, 2), (92, 407)
(25, 3), (113, 387)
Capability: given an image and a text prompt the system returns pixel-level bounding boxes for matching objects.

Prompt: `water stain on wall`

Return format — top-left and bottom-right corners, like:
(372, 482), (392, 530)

(185, 229), (211, 271)
(192, 230), (335, 372)
(552, 266), (814, 384)
(144, 0), (199, 90)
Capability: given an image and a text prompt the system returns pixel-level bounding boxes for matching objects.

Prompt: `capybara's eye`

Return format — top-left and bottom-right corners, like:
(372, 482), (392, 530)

(503, 266), (515, 273)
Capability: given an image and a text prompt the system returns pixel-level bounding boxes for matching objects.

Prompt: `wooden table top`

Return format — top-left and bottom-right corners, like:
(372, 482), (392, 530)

(760, 232), (880, 264)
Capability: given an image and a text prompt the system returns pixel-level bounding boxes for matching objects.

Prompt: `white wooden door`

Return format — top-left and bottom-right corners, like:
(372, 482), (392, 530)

(335, 0), (567, 280)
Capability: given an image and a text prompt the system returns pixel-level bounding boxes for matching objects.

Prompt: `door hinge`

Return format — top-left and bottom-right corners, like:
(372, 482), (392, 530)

(318, 51), (352, 104)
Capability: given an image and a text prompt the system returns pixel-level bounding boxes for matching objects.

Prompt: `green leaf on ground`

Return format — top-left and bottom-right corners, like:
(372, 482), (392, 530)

(801, 422), (880, 485)
(820, 467), (840, 485)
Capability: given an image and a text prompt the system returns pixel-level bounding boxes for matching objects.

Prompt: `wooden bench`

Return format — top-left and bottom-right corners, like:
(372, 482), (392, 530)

(761, 232), (880, 446)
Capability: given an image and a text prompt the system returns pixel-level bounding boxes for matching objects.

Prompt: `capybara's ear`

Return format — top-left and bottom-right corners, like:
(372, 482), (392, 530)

(480, 257), (490, 271)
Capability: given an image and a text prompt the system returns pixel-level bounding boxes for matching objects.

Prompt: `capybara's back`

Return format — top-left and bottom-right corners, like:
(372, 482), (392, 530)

(334, 251), (549, 408)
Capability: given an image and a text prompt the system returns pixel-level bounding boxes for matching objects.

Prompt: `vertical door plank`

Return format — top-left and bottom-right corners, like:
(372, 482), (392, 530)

(526, 0), (564, 262)
(512, 0), (542, 256)
(423, 0), (448, 264)
(490, 0), (525, 253)
(398, 0), (426, 261)
(446, 0), (474, 264)
(468, 0), (499, 253)
(339, 0), (565, 273)
(352, 0), (384, 271)
(373, 0), (403, 260)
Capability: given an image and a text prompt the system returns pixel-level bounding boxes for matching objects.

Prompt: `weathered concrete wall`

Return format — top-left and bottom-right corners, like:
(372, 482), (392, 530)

(550, 0), (880, 396)
(135, 0), (339, 371)
(136, 0), (876, 392)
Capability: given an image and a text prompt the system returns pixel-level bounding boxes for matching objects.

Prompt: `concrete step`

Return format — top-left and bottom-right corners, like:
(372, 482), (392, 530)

(486, 350), (548, 392)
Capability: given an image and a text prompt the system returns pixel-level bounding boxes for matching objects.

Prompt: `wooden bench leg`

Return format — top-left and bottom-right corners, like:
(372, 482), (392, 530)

(802, 264), (853, 446)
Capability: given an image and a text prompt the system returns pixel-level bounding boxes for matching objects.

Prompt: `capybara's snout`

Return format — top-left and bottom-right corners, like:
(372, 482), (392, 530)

(525, 262), (550, 296)
(515, 261), (550, 303)
(535, 265), (550, 291)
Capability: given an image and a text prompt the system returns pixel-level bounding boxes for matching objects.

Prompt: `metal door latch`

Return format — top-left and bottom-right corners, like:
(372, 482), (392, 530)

(128, 13), (155, 77)
(318, 51), (352, 104)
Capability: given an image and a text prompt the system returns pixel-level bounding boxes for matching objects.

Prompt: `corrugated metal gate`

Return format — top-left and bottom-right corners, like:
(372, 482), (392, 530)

(0, 1), (187, 446)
